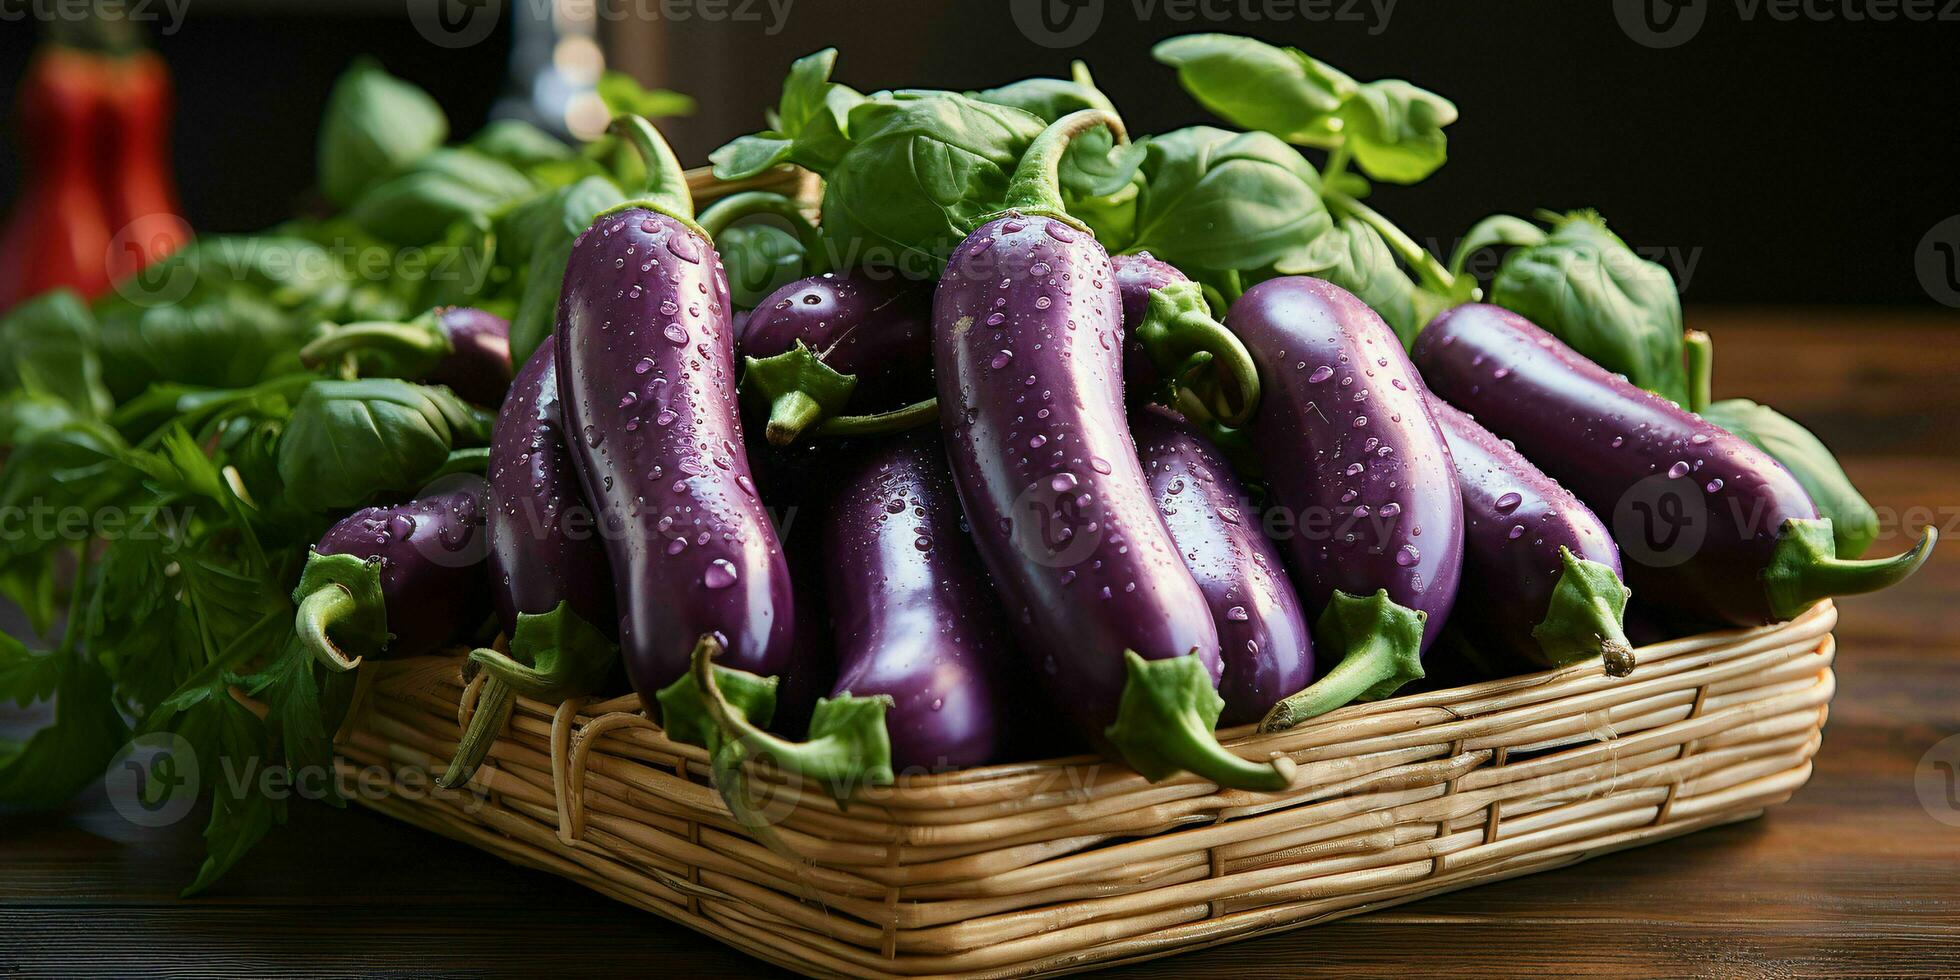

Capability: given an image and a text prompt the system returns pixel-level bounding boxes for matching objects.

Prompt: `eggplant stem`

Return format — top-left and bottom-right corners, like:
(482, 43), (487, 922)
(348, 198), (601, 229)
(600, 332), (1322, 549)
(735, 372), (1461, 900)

(1765, 520), (1936, 621)
(1260, 590), (1426, 732)
(1684, 329), (1714, 414)
(1139, 282), (1261, 427)
(991, 109), (1127, 229)
(766, 391), (826, 446)
(818, 397), (940, 437)
(298, 320), (449, 371)
(603, 114), (706, 238)
(1106, 651), (1294, 791)
(697, 191), (829, 277)
(439, 671), (515, 789)
(297, 586), (363, 672)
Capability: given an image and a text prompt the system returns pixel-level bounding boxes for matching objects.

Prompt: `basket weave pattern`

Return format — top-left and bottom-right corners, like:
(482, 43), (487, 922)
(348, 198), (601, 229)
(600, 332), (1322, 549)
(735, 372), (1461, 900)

(330, 601), (1835, 978)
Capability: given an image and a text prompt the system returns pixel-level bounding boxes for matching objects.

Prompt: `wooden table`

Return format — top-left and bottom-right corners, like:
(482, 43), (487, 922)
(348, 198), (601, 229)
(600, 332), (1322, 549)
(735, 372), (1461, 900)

(3, 311), (1956, 977)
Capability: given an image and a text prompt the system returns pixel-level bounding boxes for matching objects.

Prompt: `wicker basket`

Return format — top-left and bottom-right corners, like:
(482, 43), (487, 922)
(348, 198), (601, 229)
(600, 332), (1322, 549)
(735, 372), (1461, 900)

(328, 596), (1836, 979)
(318, 166), (1838, 976)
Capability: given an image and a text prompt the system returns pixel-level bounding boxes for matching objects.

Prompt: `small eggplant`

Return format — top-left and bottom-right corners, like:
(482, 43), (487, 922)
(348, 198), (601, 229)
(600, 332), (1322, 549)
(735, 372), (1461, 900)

(935, 111), (1291, 791)
(700, 433), (1021, 804)
(1133, 405), (1313, 725)
(1412, 304), (1934, 626)
(1226, 276), (1464, 731)
(300, 306), (514, 407)
(441, 343), (618, 787)
(294, 486), (490, 672)
(555, 116), (794, 742)
(1428, 395), (1634, 676)
(736, 271), (938, 445)
(1110, 251), (1258, 427)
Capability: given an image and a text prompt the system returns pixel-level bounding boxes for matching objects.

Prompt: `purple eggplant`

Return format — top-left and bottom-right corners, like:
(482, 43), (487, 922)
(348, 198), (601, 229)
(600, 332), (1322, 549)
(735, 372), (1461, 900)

(700, 433), (1021, 800)
(1428, 395), (1634, 676)
(935, 111), (1291, 791)
(1132, 405), (1313, 725)
(1412, 304), (1933, 626)
(736, 270), (938, 445)
(301, 306), (515, 407)
(1227, 276), (1464, 731)
(555, 116), (794, 742)
(441, 342), (619, 786)
(1109, 251), (1258, 426)
(294, 486), (490, 671)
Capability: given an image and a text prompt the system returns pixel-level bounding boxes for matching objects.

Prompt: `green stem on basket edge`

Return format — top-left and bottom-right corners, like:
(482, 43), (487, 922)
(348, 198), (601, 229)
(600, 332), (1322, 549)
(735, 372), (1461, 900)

(1260, 590), (1426, 732)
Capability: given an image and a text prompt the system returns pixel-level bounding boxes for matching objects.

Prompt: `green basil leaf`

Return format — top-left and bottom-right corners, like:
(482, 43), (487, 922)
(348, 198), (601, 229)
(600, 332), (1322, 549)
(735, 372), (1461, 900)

(596, 71), (696, 120)
(348, 148), (535, 246)
(1152, 34), (1355, 146)
(710, 135), (797, 180)
(469, 118), (574, 170)
(1448, 214), (1547, 280)
(1700, 399), (1880, 559)
(96, 293), (318, 401)
(0, 290), (112, 420)
(317, 57), (448, 208)
(275, 379), (493, 512)
(819, 92), (1046, 272)
(1489, 211), (1688, 404)
(719, 223), (808, 309)
(1336, 79), (1458, 185)
(712, 49), (864, 180)
(0, 650), (130, 810)
(1125, 126), (1331, 274)
(1274, 216), (1422, 345)
(971, 63), (1141, 248)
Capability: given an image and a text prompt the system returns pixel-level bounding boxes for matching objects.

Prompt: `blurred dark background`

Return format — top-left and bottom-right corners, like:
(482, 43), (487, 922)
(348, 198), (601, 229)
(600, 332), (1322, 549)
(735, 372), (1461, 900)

(2, 0), (1956, 306)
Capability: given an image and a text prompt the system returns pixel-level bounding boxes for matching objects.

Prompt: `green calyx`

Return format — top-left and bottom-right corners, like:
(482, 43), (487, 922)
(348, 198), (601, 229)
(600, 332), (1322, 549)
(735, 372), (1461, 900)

(440, 602), (618, 788)
(596, 114), (710, 241)
(1106, 650), (1295, 791)
(1137, 281), (1261, 427)
(686, 635), (893, 800)
(988, 108), (1128, 229)
(1764, 519), (1936, 622)
(1530, 547), (1635, 677)
(1260, 589), (1426, 732)
(654, 634), (778, 753)
(292, 550), (390, 672)
(297, 312), (452, 377)
(697, 191), (828, 276)
(818, 396), (940, 438)
(739, 343), (858, 446)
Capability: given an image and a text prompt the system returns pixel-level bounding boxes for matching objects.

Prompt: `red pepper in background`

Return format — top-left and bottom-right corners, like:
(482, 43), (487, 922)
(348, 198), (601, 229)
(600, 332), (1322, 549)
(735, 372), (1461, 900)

(0, 19), (185, 314)
(97, 49), (189, 286)
(0, 46), (117, 310)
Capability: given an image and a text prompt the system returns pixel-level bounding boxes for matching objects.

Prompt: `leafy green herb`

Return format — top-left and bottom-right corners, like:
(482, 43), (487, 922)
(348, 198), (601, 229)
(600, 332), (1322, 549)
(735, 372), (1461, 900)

(711, 48), (864, 180)
(317, 58), (448, 208)
(1124, 126), (1330, 273)
(1701, 399), (1880, 559)
(499, 176), (626, 363)
(1482, 210), (1688, 403)
(275, 379), (493, 513)
(0, 290), (113, 420)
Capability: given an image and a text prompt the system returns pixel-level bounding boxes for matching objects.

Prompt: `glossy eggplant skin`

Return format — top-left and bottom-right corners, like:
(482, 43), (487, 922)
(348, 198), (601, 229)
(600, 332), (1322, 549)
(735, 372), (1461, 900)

(1427, 396), (1624, 665)
(824, 433), (1017, 771)
(485, 343), (612, 634)
(740, 271), (935, 410)
(425, 306), (515, 407)
(936, 213), (1221, 736)
(1226, 276), (1463, 646)
(315, 487), (489, 659)
(1132, 405), (1313, 725)
(1412, 304), (1816, 626)
(555, 206), (796, 705)
(1110, 252), (1184, 395)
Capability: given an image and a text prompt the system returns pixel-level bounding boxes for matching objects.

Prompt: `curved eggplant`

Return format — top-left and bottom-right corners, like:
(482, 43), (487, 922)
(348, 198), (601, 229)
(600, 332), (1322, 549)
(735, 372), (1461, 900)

(737, 270), (937, 445)
(1227, 276), (1463, 731)
(441, 343), (617, 786)
(1132, 405), (1313, 725)
(295, 486), (490, 671)
(300, 306), (514, 407)
(1412, 303), (1933, 626)
(1428, 395), (1633, 676)
(935, 111), (1290, 791)
(555, 116), (794, 738)
(703, 433), (1021, 803)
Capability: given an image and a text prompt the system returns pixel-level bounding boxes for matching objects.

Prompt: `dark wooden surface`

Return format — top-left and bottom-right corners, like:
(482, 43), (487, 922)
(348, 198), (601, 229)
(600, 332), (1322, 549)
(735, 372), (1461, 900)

(3, 310), (1957, 978)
